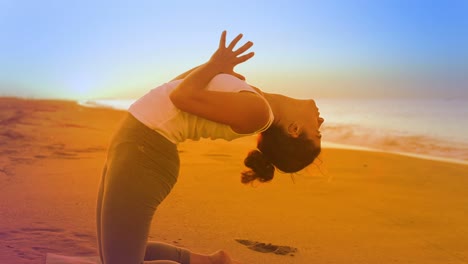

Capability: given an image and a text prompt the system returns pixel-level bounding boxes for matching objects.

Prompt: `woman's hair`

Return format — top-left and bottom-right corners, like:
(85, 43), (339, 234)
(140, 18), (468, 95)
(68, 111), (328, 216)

(241, 125), (321, 184)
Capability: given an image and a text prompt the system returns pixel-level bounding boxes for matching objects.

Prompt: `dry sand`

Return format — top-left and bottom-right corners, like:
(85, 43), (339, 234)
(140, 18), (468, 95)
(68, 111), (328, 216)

(1, 97), (467, 264)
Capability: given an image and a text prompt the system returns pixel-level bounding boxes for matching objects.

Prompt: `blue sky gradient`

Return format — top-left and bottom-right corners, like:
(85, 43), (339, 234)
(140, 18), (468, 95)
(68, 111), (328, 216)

(0, 0), (467, 99)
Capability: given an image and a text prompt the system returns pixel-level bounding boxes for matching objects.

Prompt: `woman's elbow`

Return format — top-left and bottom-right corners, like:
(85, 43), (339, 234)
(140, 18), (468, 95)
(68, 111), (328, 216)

(169, 90), (195, 112)
(169, 90), (183, 108)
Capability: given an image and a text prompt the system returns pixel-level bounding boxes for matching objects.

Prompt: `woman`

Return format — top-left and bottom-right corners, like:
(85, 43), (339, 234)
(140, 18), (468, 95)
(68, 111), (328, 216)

(96, 31), (324, 264)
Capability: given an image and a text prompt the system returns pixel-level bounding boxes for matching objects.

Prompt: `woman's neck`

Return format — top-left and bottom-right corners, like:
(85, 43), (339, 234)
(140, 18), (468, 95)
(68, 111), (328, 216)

(262, 92), (298, 127)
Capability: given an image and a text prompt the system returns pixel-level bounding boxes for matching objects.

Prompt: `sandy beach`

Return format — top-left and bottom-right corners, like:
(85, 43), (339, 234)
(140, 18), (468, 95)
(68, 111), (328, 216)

(1, 97), (467, 264)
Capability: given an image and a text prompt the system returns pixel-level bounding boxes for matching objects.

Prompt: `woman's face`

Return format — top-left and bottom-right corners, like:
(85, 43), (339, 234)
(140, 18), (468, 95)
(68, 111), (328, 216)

(300, 99), (324, 146)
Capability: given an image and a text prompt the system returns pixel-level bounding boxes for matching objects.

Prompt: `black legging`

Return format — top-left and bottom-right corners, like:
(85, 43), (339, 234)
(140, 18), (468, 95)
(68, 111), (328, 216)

(96, 113), (190, 264)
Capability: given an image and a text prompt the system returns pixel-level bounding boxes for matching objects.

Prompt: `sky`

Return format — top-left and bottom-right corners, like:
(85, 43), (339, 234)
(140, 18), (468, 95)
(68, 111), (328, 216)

(0, 0), (467, 100)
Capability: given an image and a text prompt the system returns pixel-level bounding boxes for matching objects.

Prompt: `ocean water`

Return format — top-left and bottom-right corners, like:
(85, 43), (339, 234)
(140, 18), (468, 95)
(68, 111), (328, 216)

(317, 98), (468, 164)
(78, 98), (468, 164)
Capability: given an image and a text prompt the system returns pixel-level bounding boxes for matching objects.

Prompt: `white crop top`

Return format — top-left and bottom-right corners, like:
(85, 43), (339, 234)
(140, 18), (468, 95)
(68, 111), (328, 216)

(128, 73), (274, 144)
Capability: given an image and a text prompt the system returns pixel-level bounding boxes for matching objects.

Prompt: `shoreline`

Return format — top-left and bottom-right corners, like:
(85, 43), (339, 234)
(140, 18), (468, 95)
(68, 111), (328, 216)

(323, 142), (468, 166)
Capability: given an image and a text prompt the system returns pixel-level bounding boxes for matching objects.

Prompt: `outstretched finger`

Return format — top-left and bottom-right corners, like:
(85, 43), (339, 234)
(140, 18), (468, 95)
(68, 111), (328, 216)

(235, 52), (255, 64)
(227, 33), (244, 50)
(219, 30), (227, 48)
(234, 41), (253, 55)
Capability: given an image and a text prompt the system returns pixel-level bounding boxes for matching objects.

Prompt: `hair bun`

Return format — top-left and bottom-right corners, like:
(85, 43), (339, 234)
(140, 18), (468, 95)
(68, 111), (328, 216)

(241, 150), (275, 184)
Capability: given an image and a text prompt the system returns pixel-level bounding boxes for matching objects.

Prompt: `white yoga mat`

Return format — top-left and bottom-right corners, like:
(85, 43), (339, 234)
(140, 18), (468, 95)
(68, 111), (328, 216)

(46, 253), (101, 264)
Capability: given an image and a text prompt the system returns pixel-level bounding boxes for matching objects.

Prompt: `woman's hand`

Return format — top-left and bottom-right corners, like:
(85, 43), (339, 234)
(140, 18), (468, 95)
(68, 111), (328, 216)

(208, 31), (255, 80)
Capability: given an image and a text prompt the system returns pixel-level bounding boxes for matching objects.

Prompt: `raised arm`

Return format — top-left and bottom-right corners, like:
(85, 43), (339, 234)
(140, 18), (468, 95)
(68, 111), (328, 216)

(170, 31), (252, 82)
(171, 31), (253, 91)
(169, 31), (270, 134)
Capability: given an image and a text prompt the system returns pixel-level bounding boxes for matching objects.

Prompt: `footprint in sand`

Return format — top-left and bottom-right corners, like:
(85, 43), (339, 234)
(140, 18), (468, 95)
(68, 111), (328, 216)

(235, 239), (297, 256)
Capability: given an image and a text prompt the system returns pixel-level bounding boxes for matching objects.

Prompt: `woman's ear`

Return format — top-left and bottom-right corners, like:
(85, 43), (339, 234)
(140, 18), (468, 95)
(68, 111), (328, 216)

(287, 122), (302, 138)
